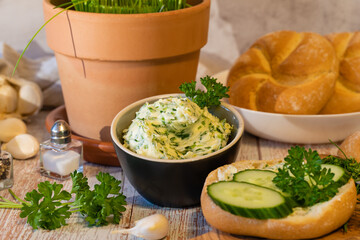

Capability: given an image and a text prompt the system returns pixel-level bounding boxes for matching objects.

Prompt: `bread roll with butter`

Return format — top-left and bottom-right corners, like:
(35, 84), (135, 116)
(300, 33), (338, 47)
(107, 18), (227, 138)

(320, 32), (360, 114)
(227, 31), (338, 114)
(200, 159), (357, 239)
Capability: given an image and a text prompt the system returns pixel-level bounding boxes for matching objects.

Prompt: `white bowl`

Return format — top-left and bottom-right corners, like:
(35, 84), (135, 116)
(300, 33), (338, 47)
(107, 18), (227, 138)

(213, 70), (360, 144)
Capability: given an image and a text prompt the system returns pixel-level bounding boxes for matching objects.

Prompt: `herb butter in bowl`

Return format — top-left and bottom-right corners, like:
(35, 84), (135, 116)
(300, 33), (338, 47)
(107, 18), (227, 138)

(123, 96), (232, 159)
(111, 94), (244, 207)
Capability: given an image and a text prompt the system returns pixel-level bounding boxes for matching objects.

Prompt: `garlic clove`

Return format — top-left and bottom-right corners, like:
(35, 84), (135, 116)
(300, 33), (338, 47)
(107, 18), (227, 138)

(17, 83), (43, 115)
(0, 118), (27, 142)
(0, 112), (22, 120)
(112, 214), (169, 240)
(2, 134), (39, 159)
(0, 83), (18, 113)
(5, 75), (43, 117)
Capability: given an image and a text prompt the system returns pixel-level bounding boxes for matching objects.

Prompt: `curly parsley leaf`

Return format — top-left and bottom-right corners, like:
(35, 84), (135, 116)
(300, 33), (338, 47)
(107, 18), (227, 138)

(20, 181), (72, 230)
(179, 75), (229, 108)
(71, 171), (127, 226)
(71, 170), (90, 198)
(273, 146), (339, 207)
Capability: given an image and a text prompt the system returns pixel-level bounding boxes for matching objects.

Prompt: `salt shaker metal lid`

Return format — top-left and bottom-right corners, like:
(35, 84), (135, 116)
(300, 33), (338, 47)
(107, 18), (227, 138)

(51, 120), (71, 144)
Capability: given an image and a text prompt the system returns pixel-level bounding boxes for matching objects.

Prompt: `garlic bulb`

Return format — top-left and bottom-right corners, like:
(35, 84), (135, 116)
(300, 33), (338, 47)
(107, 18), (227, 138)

(2, 134), (39, 159)
(0, 118), (27, 142)
(0, 75), (43, 119)
(112, 214), (169, 240)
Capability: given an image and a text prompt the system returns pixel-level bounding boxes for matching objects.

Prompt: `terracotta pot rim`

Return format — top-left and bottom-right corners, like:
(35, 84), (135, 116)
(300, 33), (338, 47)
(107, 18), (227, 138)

(44, 0), (210, 18)
(43, 0), (210, 60)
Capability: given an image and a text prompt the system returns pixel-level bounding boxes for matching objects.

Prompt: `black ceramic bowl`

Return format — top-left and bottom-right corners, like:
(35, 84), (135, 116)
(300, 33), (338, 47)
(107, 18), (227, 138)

(110, 94), (244, 207)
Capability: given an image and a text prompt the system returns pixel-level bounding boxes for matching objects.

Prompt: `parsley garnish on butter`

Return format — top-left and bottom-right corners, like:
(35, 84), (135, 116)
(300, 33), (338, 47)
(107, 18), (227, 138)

(179, 75), (229, 108)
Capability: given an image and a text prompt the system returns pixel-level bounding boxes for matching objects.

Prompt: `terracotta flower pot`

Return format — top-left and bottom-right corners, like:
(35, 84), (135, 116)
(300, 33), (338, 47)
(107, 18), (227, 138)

(42, 0), (210, 142)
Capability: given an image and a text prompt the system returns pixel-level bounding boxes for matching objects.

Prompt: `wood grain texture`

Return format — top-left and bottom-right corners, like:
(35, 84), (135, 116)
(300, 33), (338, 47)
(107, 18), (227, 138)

(0, 111), (358, 240)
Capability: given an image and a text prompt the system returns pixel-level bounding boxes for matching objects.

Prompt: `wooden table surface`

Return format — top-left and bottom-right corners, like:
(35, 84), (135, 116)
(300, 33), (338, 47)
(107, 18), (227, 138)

(0, 110), (359, 240)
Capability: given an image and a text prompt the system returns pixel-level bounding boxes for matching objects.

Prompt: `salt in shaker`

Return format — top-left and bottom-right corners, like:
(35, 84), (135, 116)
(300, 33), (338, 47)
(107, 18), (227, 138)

(40, 120), (83, 180)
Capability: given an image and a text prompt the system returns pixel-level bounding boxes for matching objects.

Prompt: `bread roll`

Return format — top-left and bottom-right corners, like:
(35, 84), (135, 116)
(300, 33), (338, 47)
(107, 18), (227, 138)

(338, 130), (360, 162)
(227, 31), (338, 114)
(320, 32), (360, 114)
(200, 159), (357, 239)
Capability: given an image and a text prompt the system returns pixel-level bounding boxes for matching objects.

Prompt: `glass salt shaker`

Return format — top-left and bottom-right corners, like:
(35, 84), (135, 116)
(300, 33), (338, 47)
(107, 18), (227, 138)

(40, 120), (83, 180)
(0, 150), (13, 190)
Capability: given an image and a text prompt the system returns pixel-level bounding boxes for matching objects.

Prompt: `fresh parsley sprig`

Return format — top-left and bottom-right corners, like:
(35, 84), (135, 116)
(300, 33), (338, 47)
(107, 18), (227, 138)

(179, 75), (229, 108)
(70, 171), (127, 226)
(20, 181), (72, 230)
(0, 171), (127, 230)
(273, 146), (339, 207)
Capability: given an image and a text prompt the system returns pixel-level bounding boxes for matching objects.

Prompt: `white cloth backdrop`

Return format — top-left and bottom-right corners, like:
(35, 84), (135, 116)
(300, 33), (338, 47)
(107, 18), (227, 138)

(1, 0), (360, 106)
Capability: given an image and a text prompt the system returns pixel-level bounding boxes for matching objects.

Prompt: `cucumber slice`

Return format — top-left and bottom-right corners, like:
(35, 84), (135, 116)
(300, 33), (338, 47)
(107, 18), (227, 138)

(207, 181), (293, 219)
(321, 164), (351, 186)
(233, 169), (279, 191)
(232, 169), (297, 207)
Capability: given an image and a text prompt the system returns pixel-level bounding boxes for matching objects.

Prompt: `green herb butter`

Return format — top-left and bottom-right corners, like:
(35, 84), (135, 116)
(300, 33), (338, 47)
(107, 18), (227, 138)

(123, 97), (232, 159)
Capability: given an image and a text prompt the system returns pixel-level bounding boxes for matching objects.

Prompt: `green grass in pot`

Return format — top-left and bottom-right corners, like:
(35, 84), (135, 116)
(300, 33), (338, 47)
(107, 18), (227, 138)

(62, 0), (189, 14)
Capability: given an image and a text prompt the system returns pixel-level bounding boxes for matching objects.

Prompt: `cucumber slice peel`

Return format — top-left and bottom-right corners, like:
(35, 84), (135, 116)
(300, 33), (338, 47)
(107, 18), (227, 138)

(207, 181), (293, 219)
(233, 169), (279, 191)
(232, 169), (293, 202)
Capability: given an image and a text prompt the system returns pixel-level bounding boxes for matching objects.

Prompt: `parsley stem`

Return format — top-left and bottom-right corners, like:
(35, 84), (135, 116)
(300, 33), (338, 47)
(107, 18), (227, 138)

(8, 189), (28, 205)
(60, 202), (81, 211)
(0, 195), (23, 208)
(61, 202), (73, 206)
(0, 195), (14, 204)
(0, 204), (22, 209)
(68, 205), (79, 210)
(69, 209), (81, 213)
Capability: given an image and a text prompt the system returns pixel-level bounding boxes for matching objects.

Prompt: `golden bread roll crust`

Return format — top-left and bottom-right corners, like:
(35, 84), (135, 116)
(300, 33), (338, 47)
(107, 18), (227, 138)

(320, 32), (360, 114)
(339, 130), (360, 162)
(227, 31), (338, 114)
(201, 159), (357, 239)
